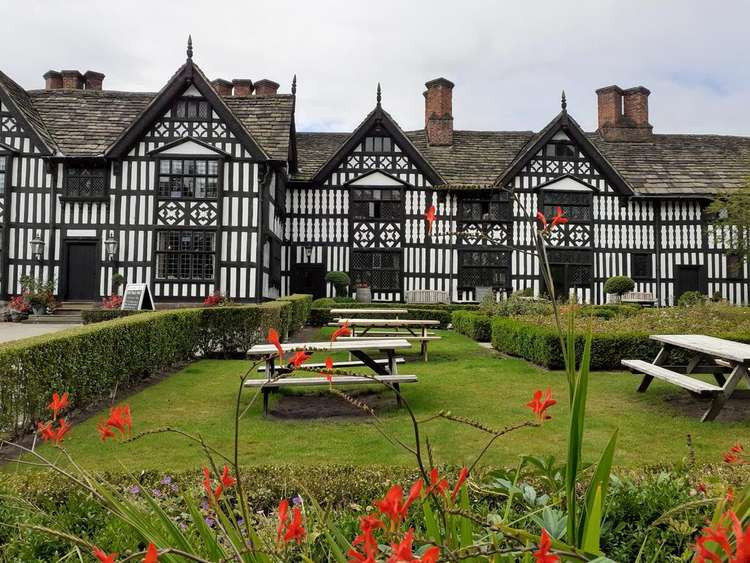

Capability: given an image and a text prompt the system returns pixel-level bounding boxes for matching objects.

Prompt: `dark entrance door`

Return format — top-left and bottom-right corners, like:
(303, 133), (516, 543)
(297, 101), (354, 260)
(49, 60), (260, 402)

(547, 264), (567, 300)
(65, 242), (98, 300)
(675, 265), (704, 301)
(290, 263), (326, 299)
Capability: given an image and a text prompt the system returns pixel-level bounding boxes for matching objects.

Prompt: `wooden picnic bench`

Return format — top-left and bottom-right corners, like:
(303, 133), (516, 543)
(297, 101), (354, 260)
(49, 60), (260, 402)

(622, 334), (750, 421)
(330, 308), (409, 318)
(247, 339), (416, 416)
(334, 318), (441, 361)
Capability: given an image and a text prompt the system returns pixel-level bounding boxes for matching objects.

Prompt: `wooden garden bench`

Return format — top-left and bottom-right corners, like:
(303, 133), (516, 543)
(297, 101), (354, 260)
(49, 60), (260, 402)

(620, 291), (657, 306)
(405, 290), (449, 304)
(257, 357), (406, 372)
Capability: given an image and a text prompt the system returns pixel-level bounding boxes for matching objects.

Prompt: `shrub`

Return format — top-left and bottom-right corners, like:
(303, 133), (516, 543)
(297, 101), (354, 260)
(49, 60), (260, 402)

(603, 276), (635, 296)
(111, 272), (126, 294)
(678, 290), (707, 307)
(100, 295), (123, 309)
(277, 294), (313, 334)
(82, 309), (143, 324)
(515, 287), (535, 297)
(712, 291), (723, 302)
(452, 310), (492, 341)
(311, 297), (336, 308)
(324, 271), (350, 297)
(481, 294), (553, 317)
(333, 296), (355, 303)
(8, 294), (30, 313)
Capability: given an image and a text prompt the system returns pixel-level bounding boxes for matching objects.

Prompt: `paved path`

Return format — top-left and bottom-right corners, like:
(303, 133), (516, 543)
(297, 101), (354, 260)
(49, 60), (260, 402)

(0, 322), (80, 343)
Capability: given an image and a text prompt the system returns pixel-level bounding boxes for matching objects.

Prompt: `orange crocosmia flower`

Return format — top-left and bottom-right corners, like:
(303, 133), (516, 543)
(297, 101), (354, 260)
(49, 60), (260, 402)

(695, 521), (733, 563)
(331, 321), (351, 342)
(724, 452), (741, 464)
(283, 506), (306, 544)
(350, 514), (384, 560)
(402, 479), (423, 516)
(267, 328), (285, 362)
(54, 418), (71, 445)
(123, 404), (132, 433)
(420, 546), (441, 563)
(533, 528), (559, 563)
(550, 206), (568, 229)
(201, 467), (223, 501)
(48, 391), (69, 419)
(450, 467), (470, 502)
(527, 386), (557, 423)
(37, 421), (56, 442)
(387, 528), (416, 562)
(106, 405), (128, 436)
(535, 211), (548, 230)
(97, 421), (116, 442)
(276, 498), (289, 541)
(219, 465), (236, 488)
(143, 543), (159, 563)
(374, 484), (404, 522)
(731, 442), (744, 454)
(288, 350), (312, 369)
(427, 468), (449, 497)
(729, 510), (750, 563)
(92, 547), (118, 563)
(321, 356), (335, 382)
(424, 204), (436, 234)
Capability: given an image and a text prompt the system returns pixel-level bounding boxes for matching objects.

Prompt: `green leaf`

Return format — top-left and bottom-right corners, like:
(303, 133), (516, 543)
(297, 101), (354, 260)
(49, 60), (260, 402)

(580, 429), (618, 552)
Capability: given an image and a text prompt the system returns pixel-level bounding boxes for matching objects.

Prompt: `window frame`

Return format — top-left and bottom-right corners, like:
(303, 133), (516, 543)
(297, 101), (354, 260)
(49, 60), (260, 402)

(727, 254), (744, 281)
(154, 229), (217, 282)
(350, 249), (401, 292)
(458, 191), (511, 223)
(156, 157), (222, 201)
(349, 186), (403, 221)
(631, 252), (653, 280)
(61, 160), (110, 202)
(540, 190), (593, 224)
(0, 153), (8, 196)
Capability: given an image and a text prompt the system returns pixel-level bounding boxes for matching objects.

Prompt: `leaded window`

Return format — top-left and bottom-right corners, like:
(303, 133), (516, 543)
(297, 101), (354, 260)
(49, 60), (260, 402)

(631, 253), (652, 280)
(542, 191), (592, 222)
(351, 251), (400, 291)
(173, 100), (210, 120)
(0, 156), (6, 194)
(158, 159), (219, 199)
(458, 250), (508, 289)
(727, 254), (743, 280)
(459, 192), (511, 221)
(545, 142), (577, 160)
(155, 230), (215, 281)
(350, 188), (402, 220)
(363, 136), (393, 153)
(64, 163), (108, 199)
(270, 238), (282, 288)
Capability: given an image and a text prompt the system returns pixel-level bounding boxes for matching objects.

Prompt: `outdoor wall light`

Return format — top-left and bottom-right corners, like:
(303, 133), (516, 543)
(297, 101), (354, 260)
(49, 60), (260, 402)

(104, 230), (119, 263)
(30, 231), (44, 262)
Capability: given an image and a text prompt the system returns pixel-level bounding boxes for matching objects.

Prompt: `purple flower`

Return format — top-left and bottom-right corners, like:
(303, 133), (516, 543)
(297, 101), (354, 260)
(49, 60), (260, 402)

(292, 494), (303, 506)
(128, 485), (141, 495)
(170, 483), (179, 492)
(200, 499), (209, 511)
(161, 475), (172, 485)
(179, 522), (188, 531)
(152, 488), (162, 498)
(205, 517), (215, 528)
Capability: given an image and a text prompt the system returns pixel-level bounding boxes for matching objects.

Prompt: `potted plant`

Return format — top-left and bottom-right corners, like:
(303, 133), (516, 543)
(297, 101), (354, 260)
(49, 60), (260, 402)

(355, 281), (372, 303)
(19, 275), (55, 316)
(111, 272), (126, 295)
(7, 294), (31, 322)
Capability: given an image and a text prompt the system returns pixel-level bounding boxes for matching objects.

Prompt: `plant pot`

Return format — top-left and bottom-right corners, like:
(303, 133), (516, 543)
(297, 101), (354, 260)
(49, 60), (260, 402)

(32, 306), (46, 316)
(356, 287), (372, 303)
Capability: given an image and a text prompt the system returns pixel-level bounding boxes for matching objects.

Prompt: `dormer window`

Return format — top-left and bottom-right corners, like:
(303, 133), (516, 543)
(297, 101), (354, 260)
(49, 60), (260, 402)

(63, 162), (108, 200)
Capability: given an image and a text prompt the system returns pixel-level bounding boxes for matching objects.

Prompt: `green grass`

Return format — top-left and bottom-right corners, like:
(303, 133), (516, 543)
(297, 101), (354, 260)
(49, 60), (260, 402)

(9, 329), (749, 473)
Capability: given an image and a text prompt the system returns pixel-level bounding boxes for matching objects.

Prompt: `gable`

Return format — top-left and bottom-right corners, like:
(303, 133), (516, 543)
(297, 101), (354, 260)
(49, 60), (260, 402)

(346, 170), (408, 186)
(148, 137), (230, 157)
(537, 174), (598, 192)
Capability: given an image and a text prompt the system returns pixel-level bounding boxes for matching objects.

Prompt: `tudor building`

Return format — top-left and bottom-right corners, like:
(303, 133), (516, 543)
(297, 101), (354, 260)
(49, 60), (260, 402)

(0, 41), (749, 306)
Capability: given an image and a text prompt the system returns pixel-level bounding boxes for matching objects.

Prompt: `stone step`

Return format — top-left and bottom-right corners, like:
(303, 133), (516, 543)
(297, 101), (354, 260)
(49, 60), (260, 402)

(24, 314), (83, 325)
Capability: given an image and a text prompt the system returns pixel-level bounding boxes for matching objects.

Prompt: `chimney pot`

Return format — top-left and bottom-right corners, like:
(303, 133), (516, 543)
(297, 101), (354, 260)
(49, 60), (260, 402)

(254, 79), (279, 96)
(596, 84), (653, 141)
(212, 78), (233, 96)
(60, 70), (84, 89)
(623, 86), (651, 128)
(424, 77), (454, 146)
(232, 79), (254, 97)
(83, 70), (105, 90)
(43, 70), (62, 90)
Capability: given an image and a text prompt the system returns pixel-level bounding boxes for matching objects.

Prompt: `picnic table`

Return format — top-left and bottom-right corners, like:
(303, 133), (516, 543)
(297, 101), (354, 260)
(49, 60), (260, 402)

(333, 318), (441, 361)
(246, 339), (416, 416)
(330, 308), (409, 318)
(622, 334), (750, 421)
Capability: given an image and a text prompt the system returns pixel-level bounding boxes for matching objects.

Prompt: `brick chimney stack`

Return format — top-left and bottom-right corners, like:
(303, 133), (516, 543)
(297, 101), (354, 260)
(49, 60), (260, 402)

(424, 77), (454, 146)
(254, 79), (279, 96)
(232, 79), (254, 97)
(60, 70), (84, 89)
(43, 70), (63, 89)
(212, 79), (233, 96)
(83, 71), (105, 90)
(596, 84), (652, 141)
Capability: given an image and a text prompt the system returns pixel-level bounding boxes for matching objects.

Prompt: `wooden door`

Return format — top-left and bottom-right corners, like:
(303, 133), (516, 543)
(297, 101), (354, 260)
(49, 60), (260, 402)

(290, 263), (326, 299)
(65, 242), (98, 300)
(675, 265), (705, 301)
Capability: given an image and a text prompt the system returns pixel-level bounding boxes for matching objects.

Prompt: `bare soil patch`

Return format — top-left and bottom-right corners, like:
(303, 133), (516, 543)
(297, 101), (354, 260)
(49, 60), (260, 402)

(663, 393), (750, 423)
(270, 389), (396, 420)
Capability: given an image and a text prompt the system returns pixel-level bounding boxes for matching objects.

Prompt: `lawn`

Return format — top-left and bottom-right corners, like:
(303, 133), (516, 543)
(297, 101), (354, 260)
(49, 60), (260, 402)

(8, 329), (749, 473)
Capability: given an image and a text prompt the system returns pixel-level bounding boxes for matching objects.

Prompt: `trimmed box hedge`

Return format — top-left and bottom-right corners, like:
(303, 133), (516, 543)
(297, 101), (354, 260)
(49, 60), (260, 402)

(0, 298), (312, 438)
(490, 316), (750, 370)
(277, 294), (313, 334)
(452, 310), (492, 341)
(81, 309), (144, 324)
(309, 303), (479, 327)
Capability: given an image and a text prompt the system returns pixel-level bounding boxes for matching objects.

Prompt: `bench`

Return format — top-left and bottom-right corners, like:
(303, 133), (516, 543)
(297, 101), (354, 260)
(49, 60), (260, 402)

(621, 359), (723, 395)
(245, 374), (418, 416)
(405, 290), (449, 304)
(620, 291), (657, 306)
(341, 335), (441, 361)
(257, 357), (406, 372)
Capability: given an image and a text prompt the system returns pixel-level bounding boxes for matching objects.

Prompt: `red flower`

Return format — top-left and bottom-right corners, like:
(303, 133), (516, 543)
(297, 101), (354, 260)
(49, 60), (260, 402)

(37, 420), (56, 442)
(219, 465), (236, 488)
(348, 514), (384, 562)
(424, 205), (436, 234)
(388, 528), (415, 562)
(106, 405), (130, 436)
(277, 499), (289, 542)
(374, 480), (422, 528)
(450, 466), (470, 502)
(321, 356), (335, 382)
(533, 529), (559, 562)
(283, 506), (306, 544)
(202, 467), (224, 501)
(54, 418), (71, 445)
(93, 548), (118, 563)
(331, 321), (351, 342)
(426, 468), (449, 497)
(48, 391), (69, 419)
(695, 523), (733, 562)
(694, 509), (750, 563)
(729, 510), (750, 563)
(731, 442), (744, 454)
(288, 350), (312, 369)
(696, 482), (708, 495)
(96, 420), (116, 441)
(143, 543), (159, 563)
(123, 405), (132, 433)
(536, 211), (548, 230)
(267, 328), (285, 362)
(101, 295), (123, 309)
(725, 452), (741, 464)
(550, 206), (568, 229)
(527, 387), (557, 423)
(420, 547), (441, 563)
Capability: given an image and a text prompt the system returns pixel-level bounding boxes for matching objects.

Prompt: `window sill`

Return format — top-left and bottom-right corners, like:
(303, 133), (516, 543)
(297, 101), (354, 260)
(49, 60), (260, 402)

(59, 194), (110, 203)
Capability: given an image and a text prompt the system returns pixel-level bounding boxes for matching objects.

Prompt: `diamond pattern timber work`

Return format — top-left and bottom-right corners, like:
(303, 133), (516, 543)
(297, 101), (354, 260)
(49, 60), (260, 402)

(459, 223), (509, 246)
(189, 201), (218, 226)
(353, 222), (376, 248)
(352, 221), (402, 248)
(548, 223), (592, 247)
(1, 116), (18, 132)
(157, 201), (187, 226)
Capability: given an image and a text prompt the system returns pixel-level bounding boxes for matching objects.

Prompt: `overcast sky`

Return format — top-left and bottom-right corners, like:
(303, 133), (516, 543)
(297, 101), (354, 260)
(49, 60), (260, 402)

(2, 0), (749, 135)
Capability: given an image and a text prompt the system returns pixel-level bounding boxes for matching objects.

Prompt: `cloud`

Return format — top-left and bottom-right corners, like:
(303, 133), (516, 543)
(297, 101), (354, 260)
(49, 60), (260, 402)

(2, 0), (748, 135)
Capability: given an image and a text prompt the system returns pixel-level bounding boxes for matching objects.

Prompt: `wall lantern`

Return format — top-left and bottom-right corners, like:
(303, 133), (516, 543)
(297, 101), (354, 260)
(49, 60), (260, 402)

(304, 246), (313, 259)
(30, 231), (44, 262)
(104, 230), (119, 263)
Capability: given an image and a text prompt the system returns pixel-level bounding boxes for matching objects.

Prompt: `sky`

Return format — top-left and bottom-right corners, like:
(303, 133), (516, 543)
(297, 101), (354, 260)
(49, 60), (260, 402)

(1, 0), (749, 135)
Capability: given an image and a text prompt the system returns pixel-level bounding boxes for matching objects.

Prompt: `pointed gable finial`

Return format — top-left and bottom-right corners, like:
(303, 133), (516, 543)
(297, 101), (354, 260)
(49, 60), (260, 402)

(292, 74), (297, 96)
(187, 35), (193, 60)
(561, 90), (567, 112)
(376, 82), (382, 106)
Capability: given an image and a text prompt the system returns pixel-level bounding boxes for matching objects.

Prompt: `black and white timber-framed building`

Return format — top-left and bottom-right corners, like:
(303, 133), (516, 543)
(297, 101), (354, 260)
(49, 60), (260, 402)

(1, 40), (749, 306)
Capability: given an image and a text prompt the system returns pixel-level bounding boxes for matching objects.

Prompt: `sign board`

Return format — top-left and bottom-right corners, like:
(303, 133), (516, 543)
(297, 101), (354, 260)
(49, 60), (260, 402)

(120, 283), (155, 311)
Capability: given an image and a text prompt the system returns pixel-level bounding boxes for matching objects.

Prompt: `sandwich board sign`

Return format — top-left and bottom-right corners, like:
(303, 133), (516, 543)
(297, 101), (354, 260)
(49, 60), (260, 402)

(120, 283), (155, 311)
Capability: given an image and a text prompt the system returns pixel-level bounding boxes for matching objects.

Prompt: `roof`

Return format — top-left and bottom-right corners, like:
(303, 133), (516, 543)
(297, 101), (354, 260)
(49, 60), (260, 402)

(225, 95), (295, 162)
(0, 71), (57, 154)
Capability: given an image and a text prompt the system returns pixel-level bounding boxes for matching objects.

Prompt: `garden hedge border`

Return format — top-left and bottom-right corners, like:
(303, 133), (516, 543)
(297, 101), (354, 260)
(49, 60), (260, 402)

(0, 296), (312, 438)
(451, 311), (492, 342)
(309, 303), (479, 327)
(490, 317), (750, 370)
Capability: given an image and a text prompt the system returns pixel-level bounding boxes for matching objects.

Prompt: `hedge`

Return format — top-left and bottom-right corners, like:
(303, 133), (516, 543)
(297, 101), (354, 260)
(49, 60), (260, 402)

(309, 303), (479, 327)
(452, 310), (492, 341)
(0, 298), (313, 438)
(277, 294), (313, 334)
(81, 309), (144, 324)
(490, 316), (750, 370)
